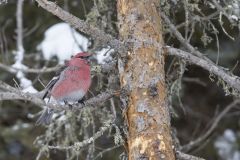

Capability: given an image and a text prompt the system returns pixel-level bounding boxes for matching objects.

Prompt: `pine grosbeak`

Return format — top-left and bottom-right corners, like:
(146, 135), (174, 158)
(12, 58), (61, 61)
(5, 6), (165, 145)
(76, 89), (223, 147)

(36, 52), (92, 125)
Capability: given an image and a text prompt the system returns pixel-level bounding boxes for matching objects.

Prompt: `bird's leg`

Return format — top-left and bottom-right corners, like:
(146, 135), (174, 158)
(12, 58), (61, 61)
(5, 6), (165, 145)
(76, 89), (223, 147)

(64, 100), (73, 110)
(78, 97), (86, 105)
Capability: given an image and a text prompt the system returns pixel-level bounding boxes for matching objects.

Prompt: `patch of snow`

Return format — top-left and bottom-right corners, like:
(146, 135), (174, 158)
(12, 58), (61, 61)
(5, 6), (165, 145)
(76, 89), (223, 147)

(12, 50), (37, 93)
(12, 122), (30, 131)
(214, 129), (240, 160)
(22, 85), (37, 93)
(232, 1), (240, 15)
(224, 130), (237, 142)
(38, 23), (90, 64)
(21, 123), (30, 128)
(95, 46), (114, 64)
(231, 15), (238, 21)
(0, 0), (8, 5)
(12, 124), (20, 131)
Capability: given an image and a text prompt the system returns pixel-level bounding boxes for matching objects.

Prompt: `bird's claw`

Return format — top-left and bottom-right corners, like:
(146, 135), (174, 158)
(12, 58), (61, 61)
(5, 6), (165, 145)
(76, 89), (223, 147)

(78, 99), (85, 105)
(64, 100), (74, 110)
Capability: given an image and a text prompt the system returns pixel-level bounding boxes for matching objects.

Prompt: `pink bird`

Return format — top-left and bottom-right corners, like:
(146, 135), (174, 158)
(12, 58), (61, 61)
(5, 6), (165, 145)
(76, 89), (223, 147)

(36, 52), (92, 125)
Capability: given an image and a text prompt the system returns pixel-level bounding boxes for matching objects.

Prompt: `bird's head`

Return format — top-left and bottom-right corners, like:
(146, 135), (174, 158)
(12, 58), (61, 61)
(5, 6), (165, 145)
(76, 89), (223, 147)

(73, 52), (92, 60)
(68, 52), (93, 67)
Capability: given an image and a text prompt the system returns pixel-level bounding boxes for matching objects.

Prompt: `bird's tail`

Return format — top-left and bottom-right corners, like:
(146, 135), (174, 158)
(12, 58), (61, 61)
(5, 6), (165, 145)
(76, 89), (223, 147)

(36, 108), (54, 125)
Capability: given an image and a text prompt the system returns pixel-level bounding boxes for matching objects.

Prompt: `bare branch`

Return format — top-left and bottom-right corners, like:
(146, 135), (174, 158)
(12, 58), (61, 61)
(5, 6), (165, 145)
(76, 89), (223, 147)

(0, 90), (45, 107)
(16, 0), (24, 54)
(0, 62), (60, 73)
(0, 80), (115, 111)
(167, 46), (240, 93)
(212, 0), (235, 24)
(161, 13), (191, 50)
(161, 11), (211, 63)
(0, 80), (20, 92)
(93, 145), (122, 160)
(41, 119), (113, 150)
(176, 151), (205, 160)
(151, 9), (240, 95)
(164, 11), (220, 34)
(181, 99), (240, 152)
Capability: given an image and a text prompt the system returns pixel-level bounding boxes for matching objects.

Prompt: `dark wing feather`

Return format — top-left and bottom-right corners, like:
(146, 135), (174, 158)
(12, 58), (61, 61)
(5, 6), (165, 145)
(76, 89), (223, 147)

(42, 76), (59, 99)
(42, 64), (68, 100)
(37, 64), (69, 125)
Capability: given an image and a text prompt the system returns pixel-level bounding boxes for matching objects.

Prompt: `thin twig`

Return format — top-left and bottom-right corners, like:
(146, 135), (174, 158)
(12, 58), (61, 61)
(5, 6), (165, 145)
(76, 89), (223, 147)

(45, 119), (113, 150)
(0, 62), (61, 73)
(94, 145), (122, 160)
(167, 46), (240, 93)
(176, 151), (205, 160)
(161, 11), (211, 63)
(181, 99), (240, 152)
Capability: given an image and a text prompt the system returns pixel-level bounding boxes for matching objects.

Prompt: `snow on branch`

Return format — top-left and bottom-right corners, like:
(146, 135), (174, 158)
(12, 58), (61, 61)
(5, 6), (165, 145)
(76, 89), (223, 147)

(13, 0), (37, 93)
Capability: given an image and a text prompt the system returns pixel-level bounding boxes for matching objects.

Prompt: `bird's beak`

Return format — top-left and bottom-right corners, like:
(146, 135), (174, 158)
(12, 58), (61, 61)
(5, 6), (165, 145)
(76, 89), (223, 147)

(87, 55), (96, 61)
(86, 55), (95, 62)
(82, 54), (95, 64)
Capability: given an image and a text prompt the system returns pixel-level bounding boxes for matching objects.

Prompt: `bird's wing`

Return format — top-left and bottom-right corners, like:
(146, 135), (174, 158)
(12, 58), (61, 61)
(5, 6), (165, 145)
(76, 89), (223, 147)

(42, 63), (69, 100)
(42, 76), (60, 99)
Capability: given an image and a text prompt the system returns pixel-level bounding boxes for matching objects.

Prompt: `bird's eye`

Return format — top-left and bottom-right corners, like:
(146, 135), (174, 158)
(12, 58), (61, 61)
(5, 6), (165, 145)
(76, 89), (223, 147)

(81, 56), (90, 60)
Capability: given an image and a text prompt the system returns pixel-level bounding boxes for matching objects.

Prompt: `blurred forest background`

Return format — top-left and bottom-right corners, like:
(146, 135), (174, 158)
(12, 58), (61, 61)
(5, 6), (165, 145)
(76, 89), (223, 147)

(0, 0), (240, 160)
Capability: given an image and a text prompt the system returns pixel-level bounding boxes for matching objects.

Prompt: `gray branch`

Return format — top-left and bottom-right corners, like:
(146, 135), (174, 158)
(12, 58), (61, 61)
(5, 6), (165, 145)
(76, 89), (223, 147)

(0, 80), (115, 111)
(16, 0), (24, 53)
(45, 119), (113, 150)
(167, 46), (240, 93)
(176, 151), (205, 160)
(161, 11), (212, 63)
(0, 62), (61, 73)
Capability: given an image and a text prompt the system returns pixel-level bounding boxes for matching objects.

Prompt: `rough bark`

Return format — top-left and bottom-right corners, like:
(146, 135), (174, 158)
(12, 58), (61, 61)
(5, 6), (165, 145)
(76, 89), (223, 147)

(117, 0), (175, 159)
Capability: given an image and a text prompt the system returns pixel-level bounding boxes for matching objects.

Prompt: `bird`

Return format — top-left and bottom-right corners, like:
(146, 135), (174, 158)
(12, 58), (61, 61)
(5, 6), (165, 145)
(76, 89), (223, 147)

(36, 52), (92, 125)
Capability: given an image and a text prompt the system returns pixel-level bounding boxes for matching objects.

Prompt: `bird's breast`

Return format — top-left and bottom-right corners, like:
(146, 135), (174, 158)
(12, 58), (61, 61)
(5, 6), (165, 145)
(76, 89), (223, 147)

(50, 65), (91, 103)
(54, 89), (86, 104)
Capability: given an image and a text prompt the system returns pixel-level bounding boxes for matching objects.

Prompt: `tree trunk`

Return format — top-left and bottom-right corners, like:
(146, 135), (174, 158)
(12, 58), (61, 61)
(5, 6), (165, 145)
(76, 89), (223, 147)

(117, 0), (175, 159)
